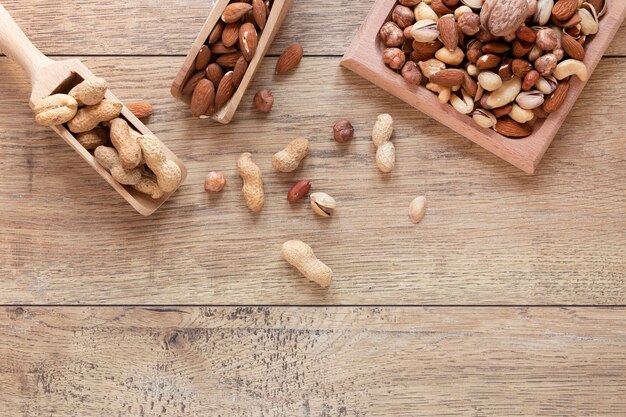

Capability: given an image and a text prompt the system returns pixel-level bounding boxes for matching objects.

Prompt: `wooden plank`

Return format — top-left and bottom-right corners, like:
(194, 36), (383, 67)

(1, 56), (625, 305)
(1, 307), (626, 416)
(1, 0), (625, 56)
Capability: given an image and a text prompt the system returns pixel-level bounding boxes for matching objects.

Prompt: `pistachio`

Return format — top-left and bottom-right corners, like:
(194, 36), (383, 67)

(535, 75), (558, 94)
(553, 59), (588, 81)
(509, 104), (535, 123)
(411, 19), (440, 42)
(534, 0), (554, 25)
(478, 71), (503, 91)
(579, 5), (599, 35)
(409, 196), (427, 224)
(528, 44), (544, 62)
(472, 108), (497, 128)
(415, 3), (440, 21)
(516, 90), (545, 109)
(484, 77), (522, 109)
(310, 192), (336, 218)
(450, 89), (475, 114)
(461, 0), (484, 9)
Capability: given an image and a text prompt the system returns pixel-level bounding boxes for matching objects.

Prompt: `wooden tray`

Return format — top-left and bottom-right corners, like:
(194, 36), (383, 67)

(341, 0), (626, 174)
(171, 0), (293, 124)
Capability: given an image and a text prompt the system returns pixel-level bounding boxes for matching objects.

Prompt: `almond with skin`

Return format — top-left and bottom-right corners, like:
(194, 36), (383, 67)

(276, 43), (303, 74)
(437, 15), (458, 52)
(181, 71), (206, 103)
(561, 32), (585, 60)
(208, 21), (225, 44)
(191, 79), (215, 117)
(215, 71), (236, 107)
(216, 51), (243, 67)
(205, 63), (224, 87)
(552, 0), (578, 21)
(222, 2), (253, 23)
(252, 0), (267, 29)
(195, 45), (211, 71)
(494, 117), (532, 137)
(429, 68), (465, 87)
(221, 23), (241, 48)
(232, 56), (248, 87)
(211, 42), (237, 55)
(239, 22), (258, 61)
(126, 101), (153, 119)
(543, 79), (570, 113)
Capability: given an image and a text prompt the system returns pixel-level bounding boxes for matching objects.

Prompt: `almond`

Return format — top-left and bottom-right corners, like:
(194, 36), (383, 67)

(552, 0), (578, 21)
(205, 63), (224, 87)
(190, 79), (215, 117)
(430, 0), (453, 15)
(511, 59), (533, 78)
(437, 15), (458, 52)
(208, 21), (225, 44)
(211, 42), (237, 55)
(276, 43), (303, 74)
(252, 0), (267, 30)
(476, 53), (501, 70)
(239, 22), (258, 61)
(232, 56), (248, 88)
(222, 2), (253, 24)
(216, 51), (243, 67)
(429, 68), (465, 87)
(215, 71), (236, 107)
(181, 71), (206, 103)
(561, 32), (586, 60)
(515, 25), (536, 43)
(221, 23), (241, 48)
(543, 79), (570, 113)
(481, 42), (511, 54)
(126, 101), (153, 120)
(195, 45), (211, 71)
(494, 117), (532, 137)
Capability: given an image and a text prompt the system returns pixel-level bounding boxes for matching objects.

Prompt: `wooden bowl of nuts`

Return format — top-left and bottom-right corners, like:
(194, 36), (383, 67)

(171, 0), (293, 124)
(342, 0), (626, 173)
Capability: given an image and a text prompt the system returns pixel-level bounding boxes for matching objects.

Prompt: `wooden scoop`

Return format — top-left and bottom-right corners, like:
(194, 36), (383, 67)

(0, 4), (187, 215)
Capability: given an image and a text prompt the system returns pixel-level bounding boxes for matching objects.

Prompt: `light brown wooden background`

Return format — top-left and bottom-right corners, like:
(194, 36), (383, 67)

(1, 1), (625, 415)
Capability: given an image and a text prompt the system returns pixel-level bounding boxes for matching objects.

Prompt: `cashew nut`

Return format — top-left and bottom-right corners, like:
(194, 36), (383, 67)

(554, 59), (589, 82)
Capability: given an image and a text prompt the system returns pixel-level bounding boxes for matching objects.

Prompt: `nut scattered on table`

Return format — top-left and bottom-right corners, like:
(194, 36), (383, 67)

(282, 240), (333, 288)
(205, 171), (227, 193)
(409, 196), (426, 224)
(379, 0), (603, 138)
(287, 179), (311, 203)
(275, 42), (304, 74)
(254, 88), (274, 112)
(333, 119), (354, 143)
(310, 192), (336, 218)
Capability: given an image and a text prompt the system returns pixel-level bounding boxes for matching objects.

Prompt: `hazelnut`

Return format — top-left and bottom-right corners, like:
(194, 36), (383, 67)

(333, 119), (354, 143)
(254, 89), (274, 113)
(392, 5), (415, 29)
(379, 21), (405, 47)
(383, 47), (406, 70)
(401, 61), (422, 85)
(536, 28), (559, 51)
(204, 171), (226, 193)
(534, 53), (558, 76)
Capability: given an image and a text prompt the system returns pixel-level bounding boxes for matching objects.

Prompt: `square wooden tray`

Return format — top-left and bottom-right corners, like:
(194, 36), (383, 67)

(171, 0), (293, 124)
(341, 0), (626, 174)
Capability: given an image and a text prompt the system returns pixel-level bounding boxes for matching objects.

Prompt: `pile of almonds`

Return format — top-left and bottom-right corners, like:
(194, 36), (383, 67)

(380, 0), (604, 138)
(181, 0), (271, 117)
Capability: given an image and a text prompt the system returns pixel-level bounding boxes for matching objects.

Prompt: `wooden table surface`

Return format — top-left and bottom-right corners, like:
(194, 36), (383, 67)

(1, 1), (625, 415)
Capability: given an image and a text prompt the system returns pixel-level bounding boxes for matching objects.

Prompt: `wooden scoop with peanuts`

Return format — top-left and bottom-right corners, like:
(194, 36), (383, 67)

(0, 4), (186, 215)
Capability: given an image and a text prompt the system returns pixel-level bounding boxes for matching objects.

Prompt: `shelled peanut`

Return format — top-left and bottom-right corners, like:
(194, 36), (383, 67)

(33, 77), (180, 199)
(181, 0), (273, 117)
(379, 0), (604, 138)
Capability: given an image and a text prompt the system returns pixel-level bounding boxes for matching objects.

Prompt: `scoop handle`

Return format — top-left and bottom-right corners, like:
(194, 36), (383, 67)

(0, 4), (52, 81)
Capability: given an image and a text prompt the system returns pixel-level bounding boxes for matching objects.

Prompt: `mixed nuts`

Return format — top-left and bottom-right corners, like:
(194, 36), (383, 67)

(380, 0), (604, 138)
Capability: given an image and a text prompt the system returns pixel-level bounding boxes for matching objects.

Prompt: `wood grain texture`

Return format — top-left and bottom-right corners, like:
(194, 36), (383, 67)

(0, 0), (625, 56)
(0, 56), (625, 305)
(1, 307), (626, 416)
